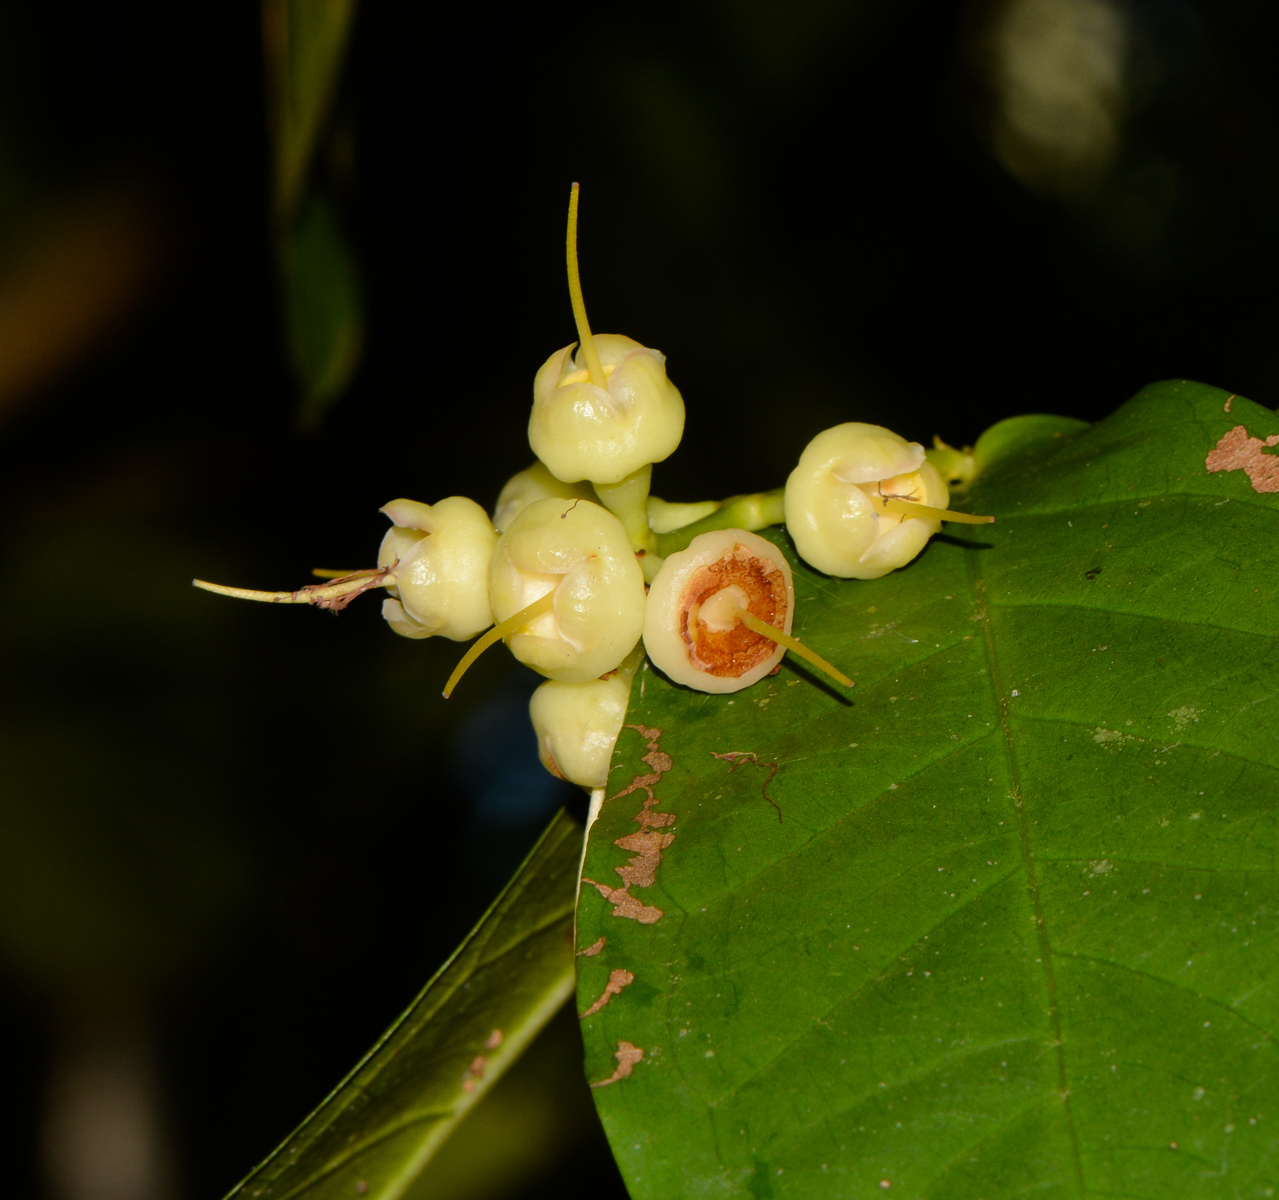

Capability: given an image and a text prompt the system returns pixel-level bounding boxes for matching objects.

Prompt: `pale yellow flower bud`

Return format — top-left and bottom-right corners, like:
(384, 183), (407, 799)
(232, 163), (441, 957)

(529, 651), (641, 789)
(643, 529), (796, 694)
(376, 497), (497, 640)
(492, 461), (594, 534)
(783, 423), (950, 579)
(528, 334), (685, 486)
(488, 496), (645, 682)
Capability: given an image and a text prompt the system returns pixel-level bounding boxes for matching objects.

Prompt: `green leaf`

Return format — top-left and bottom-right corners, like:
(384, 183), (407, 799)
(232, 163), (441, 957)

(226, 810), (582, 1200)
(971, 412), (1092, 479)
(577, 380), (1279, 1198)
(281, 192), (364, 429)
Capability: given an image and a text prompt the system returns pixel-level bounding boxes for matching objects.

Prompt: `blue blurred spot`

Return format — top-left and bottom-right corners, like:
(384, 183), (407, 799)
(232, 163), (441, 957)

(451, 669), (576, 830)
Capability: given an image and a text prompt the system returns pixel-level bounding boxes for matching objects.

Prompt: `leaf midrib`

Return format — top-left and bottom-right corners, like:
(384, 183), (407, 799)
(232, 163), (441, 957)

(969, 555), (1088, 1196)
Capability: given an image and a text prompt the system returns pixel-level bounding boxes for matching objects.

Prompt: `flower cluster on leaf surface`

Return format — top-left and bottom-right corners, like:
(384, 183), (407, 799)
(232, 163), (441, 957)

(193, 188), (990, 787)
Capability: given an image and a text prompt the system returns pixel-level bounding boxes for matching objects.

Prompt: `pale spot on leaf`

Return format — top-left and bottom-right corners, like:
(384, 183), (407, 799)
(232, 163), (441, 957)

(1168, 705), (1202, 732)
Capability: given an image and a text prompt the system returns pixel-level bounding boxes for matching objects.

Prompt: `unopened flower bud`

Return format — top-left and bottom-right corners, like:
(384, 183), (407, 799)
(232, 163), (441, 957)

(529, 650), (642, 789)
(493, 461), (594, 533)
(529, 334), (685, 486)
(377, 497), (497, 640)
(784, 423), (951, 579)
(488, 496), (645, 682)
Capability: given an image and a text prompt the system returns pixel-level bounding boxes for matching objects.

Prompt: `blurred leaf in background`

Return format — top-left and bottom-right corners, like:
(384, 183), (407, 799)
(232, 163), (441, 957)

(264, 0), (364, 428)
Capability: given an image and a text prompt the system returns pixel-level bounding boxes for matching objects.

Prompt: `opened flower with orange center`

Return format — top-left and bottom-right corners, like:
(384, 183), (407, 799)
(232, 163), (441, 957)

(643, 529), (851, 694)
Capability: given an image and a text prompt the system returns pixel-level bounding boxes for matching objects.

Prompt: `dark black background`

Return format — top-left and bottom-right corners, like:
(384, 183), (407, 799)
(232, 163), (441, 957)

(0, 1), (1274, 1196)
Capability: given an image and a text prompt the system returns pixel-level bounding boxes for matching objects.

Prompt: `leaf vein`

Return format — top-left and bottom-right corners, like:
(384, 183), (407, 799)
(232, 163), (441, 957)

(1050, 950), (1277, 1041)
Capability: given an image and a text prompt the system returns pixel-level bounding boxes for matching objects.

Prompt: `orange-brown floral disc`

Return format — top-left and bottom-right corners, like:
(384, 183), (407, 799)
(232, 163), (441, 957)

(643, 528), (794, 694)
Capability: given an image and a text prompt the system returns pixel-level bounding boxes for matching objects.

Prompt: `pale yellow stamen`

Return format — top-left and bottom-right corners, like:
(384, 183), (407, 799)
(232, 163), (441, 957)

(443, 590), (558, 699)
(727, 606), (854, 690)
(566, 182), (607, 390)
(561, 364), (615, 387)
(878, 497), (995, 525)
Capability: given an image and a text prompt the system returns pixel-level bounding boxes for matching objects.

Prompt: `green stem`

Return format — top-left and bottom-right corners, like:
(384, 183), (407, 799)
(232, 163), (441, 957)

(656, 487), (786, 557)
(593, 465), (661, 578)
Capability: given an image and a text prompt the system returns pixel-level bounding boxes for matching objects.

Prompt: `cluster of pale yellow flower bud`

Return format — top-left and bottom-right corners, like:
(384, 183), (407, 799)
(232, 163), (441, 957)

(194, 186), (990, 789)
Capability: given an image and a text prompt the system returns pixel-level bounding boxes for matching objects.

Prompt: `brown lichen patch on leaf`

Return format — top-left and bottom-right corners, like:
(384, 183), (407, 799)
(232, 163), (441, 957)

(581, 878), (663, 924)
(577, 936), (607, 957)
(1206, 424), (1279, 493)
(585, 724), (678, 924)
(485, 1029), (503, 1050)
(611, 724), (673, 805)
(679, 543), (789, 678)
(580, 968), (635, 1018)
(614, 829), (676, 888)
(1224, 394), (1235, 413)
(461, 1054), (486, 1093)
(712, 750), (782, 822)
(590, 1041), (644, 1088)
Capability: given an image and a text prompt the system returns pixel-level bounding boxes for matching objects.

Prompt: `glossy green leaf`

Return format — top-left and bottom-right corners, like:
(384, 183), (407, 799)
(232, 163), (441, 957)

(971, 413), (1092, 479)
(578, 380), (1279, 1198)
(226, 810), (581, 1200)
